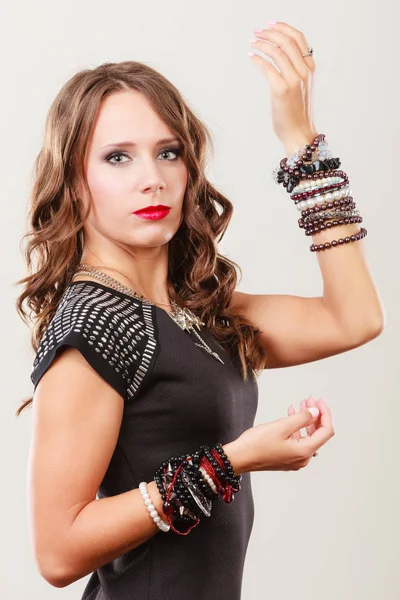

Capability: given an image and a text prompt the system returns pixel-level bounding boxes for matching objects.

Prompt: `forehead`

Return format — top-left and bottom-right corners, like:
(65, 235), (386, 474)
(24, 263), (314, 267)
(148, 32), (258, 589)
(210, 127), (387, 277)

(88, 90), (174, 148)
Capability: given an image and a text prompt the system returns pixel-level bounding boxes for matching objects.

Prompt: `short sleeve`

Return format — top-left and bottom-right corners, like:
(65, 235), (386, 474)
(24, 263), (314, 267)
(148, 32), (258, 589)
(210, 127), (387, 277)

(30, 281), (159, 401)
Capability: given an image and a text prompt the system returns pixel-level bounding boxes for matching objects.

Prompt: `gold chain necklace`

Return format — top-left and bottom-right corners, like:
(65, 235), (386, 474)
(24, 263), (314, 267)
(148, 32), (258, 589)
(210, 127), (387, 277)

(73, 264), (225, 364)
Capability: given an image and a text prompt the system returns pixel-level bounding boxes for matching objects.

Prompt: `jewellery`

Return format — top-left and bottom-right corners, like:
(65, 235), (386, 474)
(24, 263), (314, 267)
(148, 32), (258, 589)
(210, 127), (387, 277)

(273, 133), (368, 252)
(272, 133), (330, 175)
(301, 209), (360, 228)
(311, 227), (367, 252)
(138, 481), (170, 533)
(304, 216), (363, 236)
(152, 442), (242, 536)
(302, 47), (314, 57)
(74, 264), (225, 364)
(300, 196), (355, 218)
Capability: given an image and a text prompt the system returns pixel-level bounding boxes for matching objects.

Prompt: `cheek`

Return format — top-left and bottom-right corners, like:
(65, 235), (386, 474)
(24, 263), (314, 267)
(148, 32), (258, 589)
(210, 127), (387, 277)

(175, 164), (188, 202)
(85, 163), (127, 214)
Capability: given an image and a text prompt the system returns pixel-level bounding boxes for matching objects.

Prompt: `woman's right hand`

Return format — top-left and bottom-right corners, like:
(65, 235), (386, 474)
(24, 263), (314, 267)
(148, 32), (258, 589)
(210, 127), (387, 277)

(224, 396), (335, 475)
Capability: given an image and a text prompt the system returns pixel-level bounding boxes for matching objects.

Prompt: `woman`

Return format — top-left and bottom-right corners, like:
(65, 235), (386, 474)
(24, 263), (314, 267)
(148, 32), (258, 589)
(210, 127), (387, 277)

(15, 21), (383, 600)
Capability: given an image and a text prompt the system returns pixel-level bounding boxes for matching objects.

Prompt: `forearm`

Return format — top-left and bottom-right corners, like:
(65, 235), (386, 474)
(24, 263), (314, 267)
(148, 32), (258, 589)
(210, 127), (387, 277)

(44, 443), (246, 588)
(47, 480), (173, 588)
(312, 222), (385, 339)
(283, 133), (384, 339)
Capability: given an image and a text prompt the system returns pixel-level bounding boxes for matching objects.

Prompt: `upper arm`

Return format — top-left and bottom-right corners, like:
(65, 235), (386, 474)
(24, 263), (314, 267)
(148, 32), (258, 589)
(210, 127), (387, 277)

(230, 290), (380, 369)
(28, 345), (124, 584)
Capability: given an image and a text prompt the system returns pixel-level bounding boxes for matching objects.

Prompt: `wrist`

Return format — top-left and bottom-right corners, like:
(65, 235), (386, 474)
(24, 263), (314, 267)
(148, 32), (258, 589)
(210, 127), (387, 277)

(147, 479), (176, 523)
(221, 441), (247, 476)
(281, 129), (319, 158)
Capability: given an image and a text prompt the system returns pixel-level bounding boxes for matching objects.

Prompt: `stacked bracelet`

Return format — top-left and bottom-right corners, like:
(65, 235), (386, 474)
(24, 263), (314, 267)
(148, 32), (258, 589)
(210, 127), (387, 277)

(272, 134), (368, 252)
(138, 481), (170, 533)
(152, 442), (242, 536)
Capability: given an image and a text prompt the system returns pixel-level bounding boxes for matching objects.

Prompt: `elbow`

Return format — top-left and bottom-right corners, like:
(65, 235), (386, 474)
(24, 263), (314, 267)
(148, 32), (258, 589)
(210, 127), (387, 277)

(37, 553), (75, 588)
(367, 310), (386, 340)
(354, 314), (385, 346)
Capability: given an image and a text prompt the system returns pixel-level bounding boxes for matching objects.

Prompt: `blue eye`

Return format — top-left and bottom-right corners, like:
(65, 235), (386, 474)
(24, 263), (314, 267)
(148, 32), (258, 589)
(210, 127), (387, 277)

(105, 147), (181, 166)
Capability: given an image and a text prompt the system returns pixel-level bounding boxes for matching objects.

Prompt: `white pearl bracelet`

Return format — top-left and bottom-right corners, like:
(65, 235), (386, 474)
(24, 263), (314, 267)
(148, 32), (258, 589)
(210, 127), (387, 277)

(199, 466), (218, 495)
(139, 481), (170, 533)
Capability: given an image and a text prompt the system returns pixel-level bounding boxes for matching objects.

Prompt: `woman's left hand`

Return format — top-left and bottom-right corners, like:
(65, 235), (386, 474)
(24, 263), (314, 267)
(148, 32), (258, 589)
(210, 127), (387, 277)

(248, 21), (319, 156)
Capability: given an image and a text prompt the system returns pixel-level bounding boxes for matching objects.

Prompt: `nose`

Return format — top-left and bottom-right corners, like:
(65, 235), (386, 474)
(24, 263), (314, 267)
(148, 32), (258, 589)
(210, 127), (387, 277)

(138, 159), (166, 194)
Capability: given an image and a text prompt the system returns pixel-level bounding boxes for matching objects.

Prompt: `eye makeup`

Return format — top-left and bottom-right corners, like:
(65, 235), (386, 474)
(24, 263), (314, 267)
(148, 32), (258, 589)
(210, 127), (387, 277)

(104, 146), (183, 166)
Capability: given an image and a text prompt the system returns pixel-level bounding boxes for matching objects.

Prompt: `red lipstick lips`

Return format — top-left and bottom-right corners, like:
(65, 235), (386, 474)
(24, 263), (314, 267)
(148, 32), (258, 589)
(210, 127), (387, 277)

(133, 205), (171, 221)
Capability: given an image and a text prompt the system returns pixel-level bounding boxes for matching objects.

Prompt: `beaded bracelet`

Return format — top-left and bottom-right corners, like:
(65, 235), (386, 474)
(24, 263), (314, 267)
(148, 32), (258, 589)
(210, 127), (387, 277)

(272, 135), (343, 194)
(291, 172), (345, 196)
(152, 443), (241, 535)
(154, 452), (212, 535)
(292, 178), (350, 203)
(138, 481), (170, 533)
(295, 186), (352, 212)
(310, 227), (367, 252)
(199, 444), (242, 503)
(283, 134), (332, 169)
(291, 170), (349, 198)
(305, 215), (363, 236)
(272, 133), (368, 252)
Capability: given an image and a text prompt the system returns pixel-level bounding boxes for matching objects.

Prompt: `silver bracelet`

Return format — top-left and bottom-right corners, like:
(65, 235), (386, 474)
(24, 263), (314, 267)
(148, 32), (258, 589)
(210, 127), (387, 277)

(302, 209), (360, 225)
(139, 481), (170, 533)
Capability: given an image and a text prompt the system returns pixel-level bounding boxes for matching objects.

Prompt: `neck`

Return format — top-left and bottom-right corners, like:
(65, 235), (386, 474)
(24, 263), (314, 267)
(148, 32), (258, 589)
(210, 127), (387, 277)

(79, 241), (171, 305)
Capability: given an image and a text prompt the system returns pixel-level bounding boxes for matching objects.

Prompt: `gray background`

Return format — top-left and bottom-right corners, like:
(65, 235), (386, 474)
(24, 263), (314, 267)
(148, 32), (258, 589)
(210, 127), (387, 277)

(2, 0), (398, 598)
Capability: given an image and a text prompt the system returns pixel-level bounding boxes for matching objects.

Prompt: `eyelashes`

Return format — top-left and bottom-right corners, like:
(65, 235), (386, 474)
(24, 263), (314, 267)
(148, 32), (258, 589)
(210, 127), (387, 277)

(105, 147), (182, 166)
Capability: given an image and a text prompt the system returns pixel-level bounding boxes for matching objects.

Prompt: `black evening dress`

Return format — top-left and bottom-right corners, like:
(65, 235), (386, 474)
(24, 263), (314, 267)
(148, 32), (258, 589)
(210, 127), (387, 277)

(30, 280), (259, 600)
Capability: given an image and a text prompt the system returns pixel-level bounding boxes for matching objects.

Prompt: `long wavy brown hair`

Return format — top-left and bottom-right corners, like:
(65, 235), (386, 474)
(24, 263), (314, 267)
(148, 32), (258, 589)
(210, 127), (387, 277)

(15, 60), (268, 417)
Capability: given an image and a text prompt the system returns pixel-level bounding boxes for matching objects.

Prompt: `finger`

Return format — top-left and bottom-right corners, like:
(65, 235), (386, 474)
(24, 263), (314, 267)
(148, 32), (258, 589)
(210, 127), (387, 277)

(247, 52), (286, 93)
(282, 404), (320, 439)
(305, 396), (318, 436)
(316, 397), (334, 432)
(299, 399), (309, 438)
(250, 37), (299, 85)
(268, 21), (316, 72)
(252, 29), (309, 80)
(296, 397), (335, 454)
(288, 404), (302, 440)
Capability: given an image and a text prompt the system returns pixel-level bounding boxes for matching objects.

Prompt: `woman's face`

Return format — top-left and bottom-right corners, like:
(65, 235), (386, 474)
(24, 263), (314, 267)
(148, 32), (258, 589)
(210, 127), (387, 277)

(78, 90), (188, 250)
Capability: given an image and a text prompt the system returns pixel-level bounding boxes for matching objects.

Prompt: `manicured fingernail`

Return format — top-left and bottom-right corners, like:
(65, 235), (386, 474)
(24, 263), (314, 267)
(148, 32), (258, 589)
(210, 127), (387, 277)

(268, 20), (277, 26)
(254, 28), (263, 33)
(247, 52), (255, 57)
(308, 407), (319, 418)
(307, 395), (315, 401)
(249, 38), (258, 43)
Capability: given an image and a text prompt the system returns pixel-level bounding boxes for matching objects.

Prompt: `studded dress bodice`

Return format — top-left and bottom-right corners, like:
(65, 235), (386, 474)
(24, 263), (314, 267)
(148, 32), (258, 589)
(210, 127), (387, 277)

(30, 280), (259, 600)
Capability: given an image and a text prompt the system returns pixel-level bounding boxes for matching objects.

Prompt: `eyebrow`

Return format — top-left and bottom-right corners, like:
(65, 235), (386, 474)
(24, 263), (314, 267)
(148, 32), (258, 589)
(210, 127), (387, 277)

(101, 137), (181, 149)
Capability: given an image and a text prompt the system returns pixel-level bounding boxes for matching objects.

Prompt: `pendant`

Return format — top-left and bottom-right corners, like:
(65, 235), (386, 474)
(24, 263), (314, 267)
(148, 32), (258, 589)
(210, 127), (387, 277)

(170, 302), (205, 331)
(180, 466), (212, 517)
(194, 343), (225, 364)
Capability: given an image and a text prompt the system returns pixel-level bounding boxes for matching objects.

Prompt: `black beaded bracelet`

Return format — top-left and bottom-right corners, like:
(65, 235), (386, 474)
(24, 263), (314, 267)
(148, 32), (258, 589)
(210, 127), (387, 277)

(154, 448), (216, 527)
(201, 444), (242, 493)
